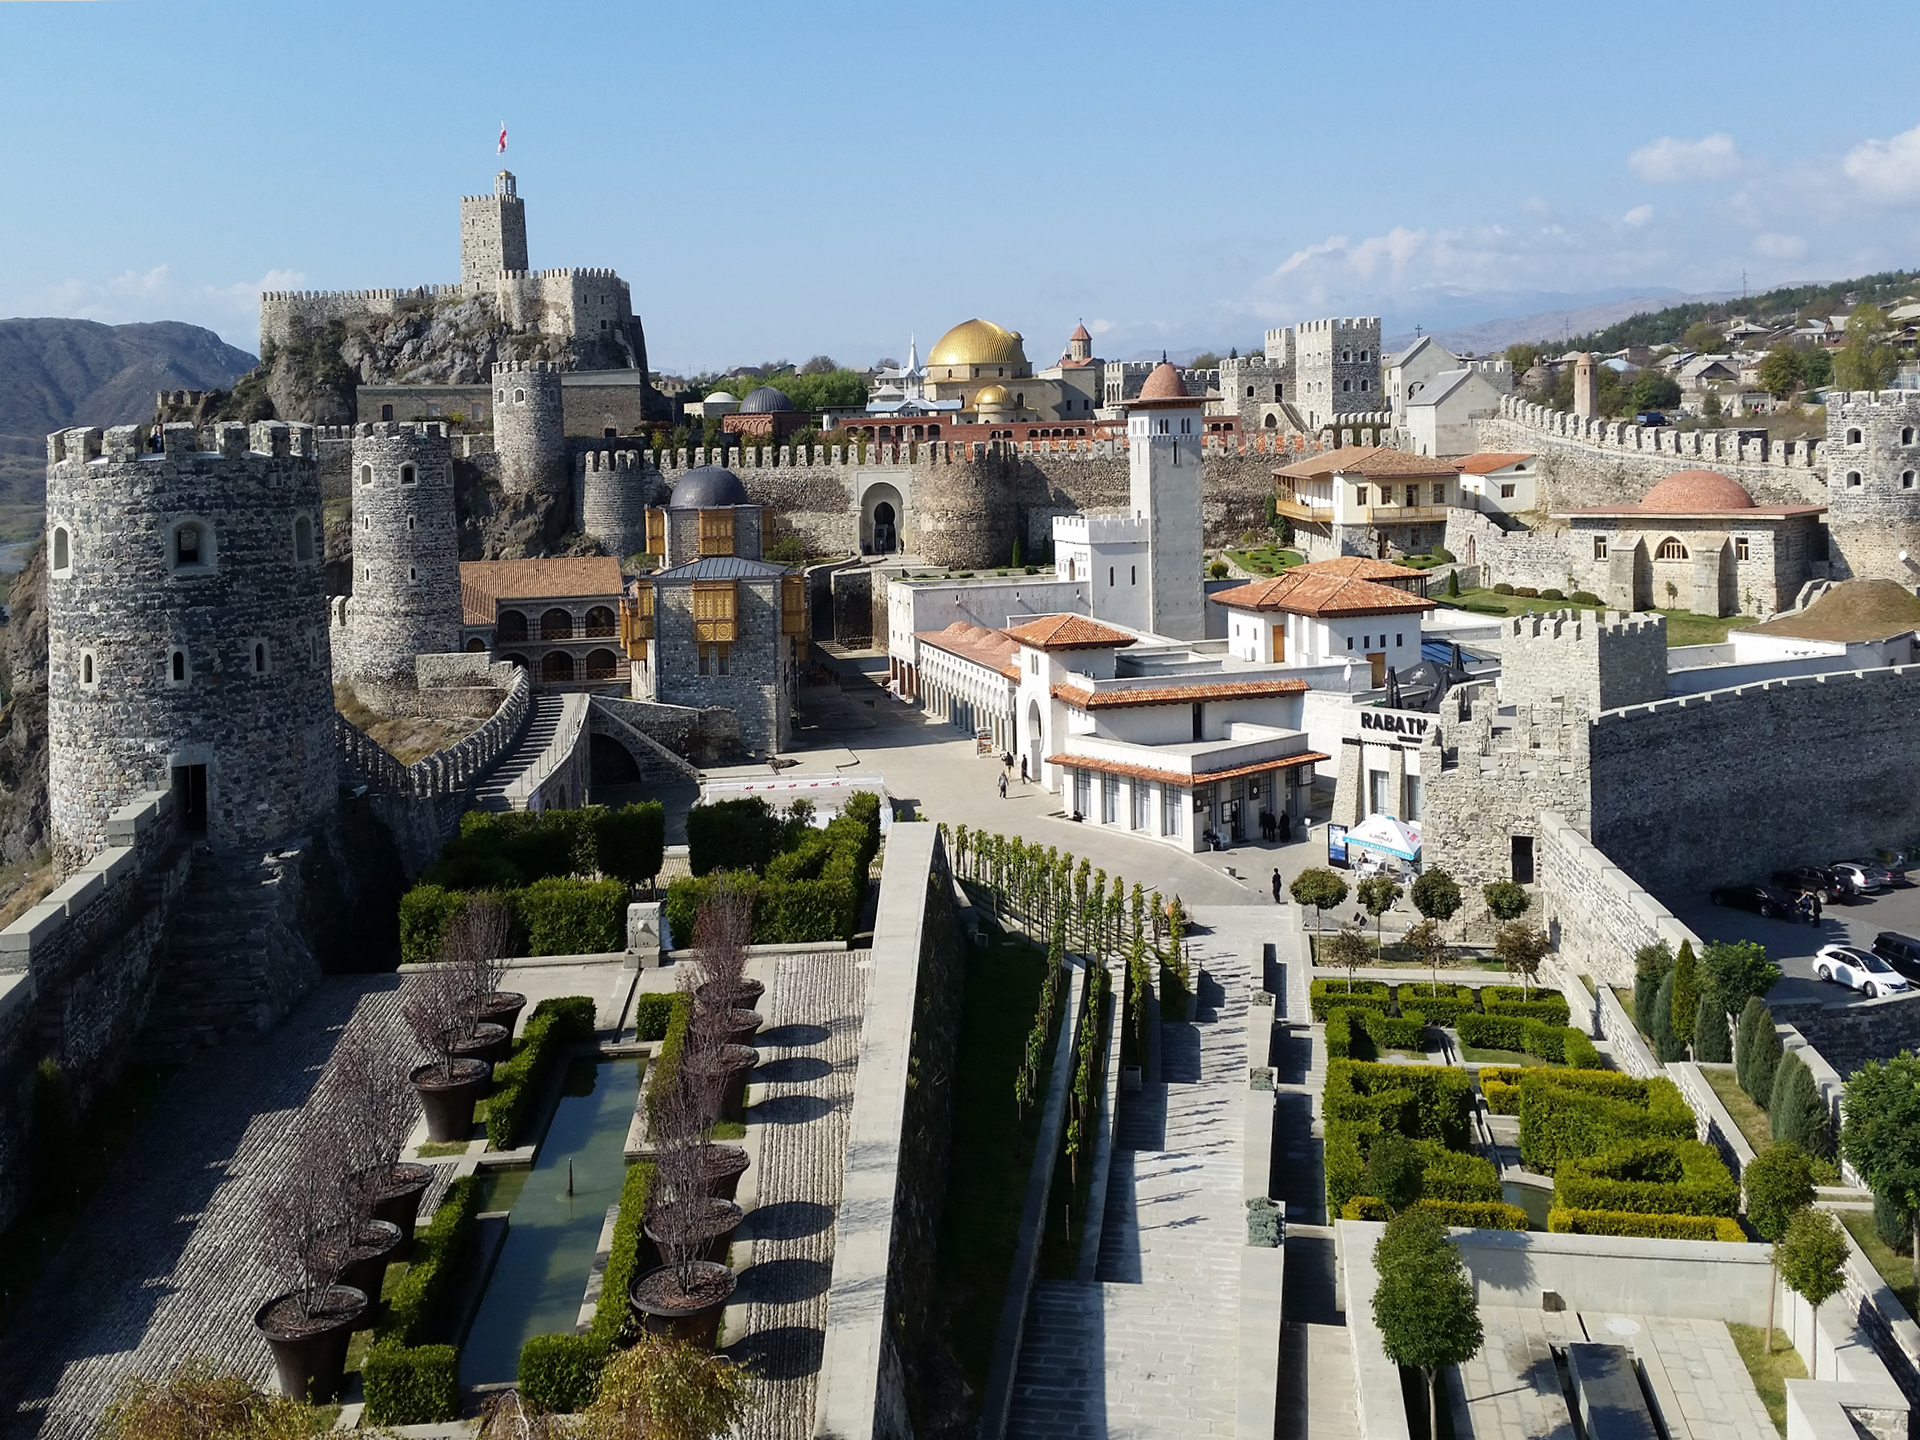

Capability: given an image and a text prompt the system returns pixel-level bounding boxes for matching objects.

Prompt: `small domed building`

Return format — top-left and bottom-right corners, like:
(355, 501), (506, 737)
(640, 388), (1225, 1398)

(722, 384), (808, 442)
(1553, 468), (1828, 616)
(620, 465), (805, 755)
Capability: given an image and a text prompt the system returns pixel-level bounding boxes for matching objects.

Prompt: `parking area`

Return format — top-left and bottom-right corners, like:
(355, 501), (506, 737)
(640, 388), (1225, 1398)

(1670, 879), (1920, 1009)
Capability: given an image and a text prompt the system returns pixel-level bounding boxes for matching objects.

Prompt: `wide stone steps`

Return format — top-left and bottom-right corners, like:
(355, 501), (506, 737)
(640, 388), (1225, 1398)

(474, 692), (567, 811)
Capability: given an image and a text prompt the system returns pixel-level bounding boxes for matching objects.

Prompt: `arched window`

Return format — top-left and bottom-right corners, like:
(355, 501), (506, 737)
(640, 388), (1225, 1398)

(541, 608), (574, 640)
(466, 637), (487, 653)
(542, 651), (575, 683)
(294, 515), (314, 563)
(1848, 471), (1863, 487)
(380, 404), (393, 422)
(171, 520), (212, 571)
(399, 463), (416, 486)
(360, 464), (374, 486)
(169, 647), (187, 685)
(500, 652), (529, 669)
(585, 606), (616, 637)
(252, 642), (268, 674)
(51, 526), (71, 574)
(80, 652), (95, 687)
(1264, 414), (1277, 429)
(513, 388), (526, 404)
(497, 610), (529, 642)
(406, 516), (415, 532)
(1849, 428), (1864, 445)
(1903, 427), (1914, 445)
(585, 648), (619, 681)
(1657, 537), (1688, 560)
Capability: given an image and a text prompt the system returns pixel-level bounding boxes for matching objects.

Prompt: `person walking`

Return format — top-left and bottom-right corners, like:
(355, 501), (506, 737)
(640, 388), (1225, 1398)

(1279, 811), (1292, 842)
(998, 771), (1008, 800)
(1020, 755), (1029, 784)
(1271, 868), (1284, 903)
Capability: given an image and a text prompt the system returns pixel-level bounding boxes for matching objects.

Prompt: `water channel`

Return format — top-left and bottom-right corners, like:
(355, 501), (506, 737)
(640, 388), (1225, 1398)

(459, 1058), (641, 1386)
(1502, 1180), (1555, 1230)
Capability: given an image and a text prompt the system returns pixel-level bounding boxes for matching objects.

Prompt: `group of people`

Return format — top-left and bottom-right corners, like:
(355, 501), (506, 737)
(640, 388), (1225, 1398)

(1258, 809), (1292, 843)
(997, 752), (1028, 800)
(1793, 888), (1824, 924)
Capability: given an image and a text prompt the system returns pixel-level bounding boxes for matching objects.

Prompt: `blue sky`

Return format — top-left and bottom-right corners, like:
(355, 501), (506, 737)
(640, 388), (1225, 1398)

(5, 1), (1920, 371)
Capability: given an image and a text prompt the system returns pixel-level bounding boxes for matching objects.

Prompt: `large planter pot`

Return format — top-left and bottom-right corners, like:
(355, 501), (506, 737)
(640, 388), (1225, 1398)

(371, 1163), (433, 1251)
(628, 1261), (737, 1349)
(410, 1058), (490, 1143)
(720, 1008), (764, 1048)
(463, 989), (528, 1043)
(645, 1197), (744, 1267)
(254, 1285), (368, 1402)
(681, 1044), (757, 1123)
(699, 1144), (751, 1202)
(450, 1020), (512, 1068)
(336, 1219), (403, 1302)
(695, 977), (764, 1015)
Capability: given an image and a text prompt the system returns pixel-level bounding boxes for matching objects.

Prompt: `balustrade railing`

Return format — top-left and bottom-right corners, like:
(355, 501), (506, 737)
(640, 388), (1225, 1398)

(333, 667), (534, 799)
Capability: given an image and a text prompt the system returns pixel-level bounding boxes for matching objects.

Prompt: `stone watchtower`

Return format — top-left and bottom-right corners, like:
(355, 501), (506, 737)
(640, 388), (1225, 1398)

(493, 360), (566, 498)
(1497, 609), (1667, 714)
(1572, 352), (1599, 420)
(579, 449), (657, 562)
(1126, 362), (1206, 640)
(461, 170), (528, 292)
(43, 421), (336, 862)
(335, 423), (462, 684)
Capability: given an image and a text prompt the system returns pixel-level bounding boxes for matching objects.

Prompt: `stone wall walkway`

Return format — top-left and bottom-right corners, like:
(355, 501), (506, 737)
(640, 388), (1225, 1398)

(725, 949), (867, 1440)
(0, 977), (411, 1440)
(1004, 906), (1251, 1439)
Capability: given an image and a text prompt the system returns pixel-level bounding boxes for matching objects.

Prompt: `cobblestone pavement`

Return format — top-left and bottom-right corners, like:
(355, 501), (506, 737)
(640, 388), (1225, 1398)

(1005, 908), (1249, 1439)
(0, 977), (416, 1440)
(725, 949), (867, 1440)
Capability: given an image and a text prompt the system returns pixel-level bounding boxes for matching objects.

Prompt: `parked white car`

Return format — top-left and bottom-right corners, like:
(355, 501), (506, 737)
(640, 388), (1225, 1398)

(1830, 861), (1894, 896)
(1814, 944), (1912, 999)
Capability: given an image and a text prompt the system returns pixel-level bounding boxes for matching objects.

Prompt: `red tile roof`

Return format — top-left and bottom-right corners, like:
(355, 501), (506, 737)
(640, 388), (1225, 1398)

(460, 557), (624, 623)
(1455, 452), (1536, 474)
(1210, 572), (1435, 619)
(1044, 750), (1328, 787)
(1291, 556), (1425, 583)
(1275, 445), (1460, 481)
(1138, 362), (1188, 400)
(1051, 675), (1309, 709)
(1004, 614), (1138, 650)
(915, 622), (1021, 679)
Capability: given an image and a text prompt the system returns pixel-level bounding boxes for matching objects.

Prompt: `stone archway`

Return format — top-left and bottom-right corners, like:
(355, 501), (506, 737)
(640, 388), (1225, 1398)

(861, 480), (906, 555)
(1027, 698), (1045, 785)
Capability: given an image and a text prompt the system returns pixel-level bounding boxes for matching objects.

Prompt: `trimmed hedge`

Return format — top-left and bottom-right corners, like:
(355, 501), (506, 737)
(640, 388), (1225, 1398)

(1309, 978), (1390, 1020)
(1324, 1060), (1474, 1148)
(398, 884), (468, 968)
(486, 996), (598, 1150)
(1555, 1139), (1739, 1217)
(1518, 1069), (1694, 1174)
(1340, 1195), (1530, 1230)
(1483, 988), (1570, 1025)
(362, 1175), (484, 1424)
(1480, 1066), (1523, 1116)
(1547, 1206), (1746, 1243)
(644, 993), (693, 1125)
(1402, 985), (1477, 1027)
(1326, 1006), (1427, 1058)
(518, 1161), (655, 1412)
(517, 878), (627, 956)
(634, 992), (675, 1042)
(1564, 1030), (1603, 1069)
(1419, 1144), (1503, 1203)
(1457, 1013), (1599, 1067)
(666, 800), (881, 946)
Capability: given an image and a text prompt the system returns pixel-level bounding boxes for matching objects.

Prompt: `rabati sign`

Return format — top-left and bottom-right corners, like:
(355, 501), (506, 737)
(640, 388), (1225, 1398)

(1358, 708), (1432, 740)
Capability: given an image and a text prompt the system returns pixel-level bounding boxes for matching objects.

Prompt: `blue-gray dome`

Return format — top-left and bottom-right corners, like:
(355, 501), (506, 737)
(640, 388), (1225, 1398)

(739, 385), (795, 414)
(669, 465), (751, 509)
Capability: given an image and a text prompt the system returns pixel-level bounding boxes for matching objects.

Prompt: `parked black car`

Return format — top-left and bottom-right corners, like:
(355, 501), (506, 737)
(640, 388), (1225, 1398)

(1709, 883), (1800, 919)
(1873, 932), (1920, 981)
(1773, 866), (1841, 901)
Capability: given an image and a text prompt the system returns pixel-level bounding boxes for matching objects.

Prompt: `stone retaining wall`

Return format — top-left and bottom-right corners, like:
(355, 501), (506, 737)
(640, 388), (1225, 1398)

(1536, 811), (1702, 989)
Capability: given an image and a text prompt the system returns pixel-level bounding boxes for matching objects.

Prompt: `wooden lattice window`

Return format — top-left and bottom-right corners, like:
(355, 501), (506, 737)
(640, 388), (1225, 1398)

(1657, 537), (1688, 561)
(620, 583), (654, 653)
(699, 508), (735, 556)
(646, 508), (667, 557)
(692, 581), (738, 643)
(782, 574), (807, 637)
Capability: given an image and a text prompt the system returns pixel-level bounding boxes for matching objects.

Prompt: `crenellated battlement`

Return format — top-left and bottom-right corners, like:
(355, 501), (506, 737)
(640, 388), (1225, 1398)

(1295, 317), (1382, 333)
(498, 268), (622, 281)
(260, 284), (461, 304)
(493, 359), (564, 377)
(46, 421), (316, 468)
(1505, 608), (1664, 643)
(1492, 393), (1823, 472)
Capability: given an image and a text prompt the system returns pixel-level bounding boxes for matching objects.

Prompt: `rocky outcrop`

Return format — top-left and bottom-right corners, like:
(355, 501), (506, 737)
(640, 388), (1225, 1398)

(0, 543), (49, 867)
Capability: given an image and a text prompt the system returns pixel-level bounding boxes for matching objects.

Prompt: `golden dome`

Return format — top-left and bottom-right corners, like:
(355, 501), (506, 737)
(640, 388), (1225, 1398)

(930, 318), (1027, 368)
(974, 385), (1013, 409)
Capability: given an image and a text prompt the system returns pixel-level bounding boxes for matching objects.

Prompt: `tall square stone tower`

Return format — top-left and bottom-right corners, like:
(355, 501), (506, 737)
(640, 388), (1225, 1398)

(461, 170), (529, 292)
(1127, 364), (1206, 640)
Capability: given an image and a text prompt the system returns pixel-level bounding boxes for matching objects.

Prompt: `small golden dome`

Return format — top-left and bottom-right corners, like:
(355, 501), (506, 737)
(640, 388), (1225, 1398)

(974, 385), (1013, 409)
(930, 318), (1027, 368)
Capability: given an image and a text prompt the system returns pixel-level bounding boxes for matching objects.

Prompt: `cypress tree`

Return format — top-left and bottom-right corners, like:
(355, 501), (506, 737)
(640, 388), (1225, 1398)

(1747, 1007), (1784, 1109)
(1633, 943), (1672, 1039)
(1693, 990), (1732, 1063)
(1734, 997), (1767, 1094)
(1874, 1187), (1914, 1256)
(1650, 968), (1687, 1062)
(1770, 1053), (1835, 1161)
(1670, 939), (1699, 1052)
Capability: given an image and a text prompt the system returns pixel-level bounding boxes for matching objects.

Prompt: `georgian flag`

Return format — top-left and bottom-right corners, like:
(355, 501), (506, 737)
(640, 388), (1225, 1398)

(497, 122), (508, 154)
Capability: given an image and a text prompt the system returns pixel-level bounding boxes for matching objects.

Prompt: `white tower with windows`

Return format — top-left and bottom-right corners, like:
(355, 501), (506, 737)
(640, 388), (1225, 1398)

(1126, 361), (1205, 640)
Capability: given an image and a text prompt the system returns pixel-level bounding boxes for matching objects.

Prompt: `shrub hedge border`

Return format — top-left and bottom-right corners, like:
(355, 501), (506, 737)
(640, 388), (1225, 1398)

(486, 996), (598, 1150)
(1554, 1138), (1740, 1218)
(1517, 1068), (1694, 1174)
(361, 1174), (484, 1424)
(1547, 1206), (1745, 1243)
(1341, 1195), (1530, 1230)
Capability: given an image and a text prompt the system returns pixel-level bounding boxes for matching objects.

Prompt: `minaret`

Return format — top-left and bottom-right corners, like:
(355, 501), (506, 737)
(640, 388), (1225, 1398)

(1126, 361), (1205, 640)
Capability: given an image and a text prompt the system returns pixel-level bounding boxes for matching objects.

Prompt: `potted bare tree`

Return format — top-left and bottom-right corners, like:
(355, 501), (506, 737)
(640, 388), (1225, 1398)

(406, 962), (491, 1142)
(691, 878), (763, 1017)
(449, 895), (525, 1064)
(681, 885), (759, 1123)
(631, 1083), (739, 1348)
(253, 1119), (368, 1402)
(328, 1018), (431, 1252)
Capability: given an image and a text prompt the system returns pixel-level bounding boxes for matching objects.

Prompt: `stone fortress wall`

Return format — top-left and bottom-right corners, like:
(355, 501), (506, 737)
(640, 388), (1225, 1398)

(43, 421), (336, 863)
(259, 285), (465, 350)
(331, 422), (463, 683)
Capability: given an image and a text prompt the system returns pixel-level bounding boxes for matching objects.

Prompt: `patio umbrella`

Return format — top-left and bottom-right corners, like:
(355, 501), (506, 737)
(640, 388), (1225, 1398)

(1345, 813), (1422, 862)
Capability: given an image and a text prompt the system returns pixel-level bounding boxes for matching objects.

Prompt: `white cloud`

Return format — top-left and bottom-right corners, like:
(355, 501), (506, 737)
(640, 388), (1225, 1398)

(1085, 318), (1113, 335)
(1752, 232), (1807, 260)
(1844, 123), (1920, 200)
(23, 265), (303, 350)
(1628, 133), (1741, 184)
(1623, 204), (1654, 227)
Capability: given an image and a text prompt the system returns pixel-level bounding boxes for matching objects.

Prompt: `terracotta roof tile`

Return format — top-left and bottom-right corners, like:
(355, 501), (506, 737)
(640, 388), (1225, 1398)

(1274, 445), (1460, 481)
(1210, 572), (1435, 618)
(915, 622), (1020, 677)
(1051, 675), (1309, 709)
(1044, 750), (1329, 788)
(1004, 614), (1138, 650)
(1291, 556), (1425, 583)
(460, 557), (624, 624)
(1455, 452), (1536, 474)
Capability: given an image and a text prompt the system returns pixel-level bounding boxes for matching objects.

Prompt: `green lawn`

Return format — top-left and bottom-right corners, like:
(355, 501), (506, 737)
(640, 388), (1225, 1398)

(1224, 545), (1304, 577)
(1439, 587), (1603, 620)
(1841, 1210), (1918, 1321)
(1438, 590), (1754, 646)
(1461, 1046), (1560, 1068)
(1653, 607), (1756, 646)
(932, 938), (1058, 1395)
(1701, 1067), (1841, 1182)
(1728, 1322), (1806, 1435)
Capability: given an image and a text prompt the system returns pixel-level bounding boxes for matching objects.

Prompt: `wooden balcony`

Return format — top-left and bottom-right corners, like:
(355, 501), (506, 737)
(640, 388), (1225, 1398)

(1356, 503), (1452, 525)
(1274, 495), (1331, 524)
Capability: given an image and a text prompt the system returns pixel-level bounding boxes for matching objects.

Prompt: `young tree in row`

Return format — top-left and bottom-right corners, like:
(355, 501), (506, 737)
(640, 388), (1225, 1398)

(1841, 1052), (1920, 1294)
(1771, 1053), (1835, 1161)
(1372, 1210), (1483, 1440)
(1291, 868), (1348, 941)
(1493, 922), (1549, 999)
(1325, 925), (1372, 995)
(1482, 880), (1530, 925)
(1411, 867), (1462, 945)
(1777, 1208), (1849, 1379)
(1743, 1141), (1816, 1354)
(1404, 918), (1450, 998)
(1357, 876), (1402, 955)
(1669, 940), (1700, 1052)
(1736, 997), (1783, 1108)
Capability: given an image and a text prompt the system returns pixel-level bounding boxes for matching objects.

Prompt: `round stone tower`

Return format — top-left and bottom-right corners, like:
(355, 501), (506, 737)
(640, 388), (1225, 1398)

(43, 420), (336, 862)
(493, 360), (566, 498)
(579, 448), (658, 560)
(915, 444), (1016, 569)
(340, 422), (462, 682)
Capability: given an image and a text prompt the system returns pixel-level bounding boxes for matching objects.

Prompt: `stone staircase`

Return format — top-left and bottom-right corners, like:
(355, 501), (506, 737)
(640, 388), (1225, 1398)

(140, 846), (314, 1064)
(474, 692), (570, 812)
